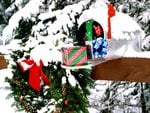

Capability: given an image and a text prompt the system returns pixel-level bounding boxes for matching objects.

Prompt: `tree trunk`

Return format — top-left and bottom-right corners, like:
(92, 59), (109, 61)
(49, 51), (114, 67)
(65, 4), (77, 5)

(140, 83), (147, 113)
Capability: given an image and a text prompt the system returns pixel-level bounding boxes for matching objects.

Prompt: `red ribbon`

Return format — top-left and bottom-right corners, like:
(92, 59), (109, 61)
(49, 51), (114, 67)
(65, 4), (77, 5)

(18, 58), (50, 92)
(107, 4), (116, 39)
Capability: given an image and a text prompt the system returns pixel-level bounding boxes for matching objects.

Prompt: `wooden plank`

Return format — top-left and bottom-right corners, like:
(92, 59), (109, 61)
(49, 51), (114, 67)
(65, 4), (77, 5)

(0, 55), (8, 70)
(90, 58), (150, 82)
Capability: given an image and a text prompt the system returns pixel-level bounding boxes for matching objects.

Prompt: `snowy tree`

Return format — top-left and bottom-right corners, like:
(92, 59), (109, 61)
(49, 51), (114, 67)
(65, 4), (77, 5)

(0, 0), (150, 113)
(0, 0), (11, 24)
(1, 0), (95, 113)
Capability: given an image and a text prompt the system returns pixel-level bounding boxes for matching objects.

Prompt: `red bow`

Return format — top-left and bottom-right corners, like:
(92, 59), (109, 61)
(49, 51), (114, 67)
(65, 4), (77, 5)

(18, 58), (50, 92)
(93, 25), (102, 37)
(107, 4), (116, 39)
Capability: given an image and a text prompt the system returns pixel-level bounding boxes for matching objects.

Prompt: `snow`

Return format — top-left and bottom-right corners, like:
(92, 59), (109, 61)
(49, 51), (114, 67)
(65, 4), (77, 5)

(2, 0), (42, 44)
(139, 9), (150, 23)
(78, 5), (108, 31)
(111, 12), (144, 40)
(0, 0), (149, 112)
(38, 11), (55, 21)
(0, 89), (16, 112)
(0, 38), (2, 45)
(30, 44), (62, 66)
(0, 69), (18, 113)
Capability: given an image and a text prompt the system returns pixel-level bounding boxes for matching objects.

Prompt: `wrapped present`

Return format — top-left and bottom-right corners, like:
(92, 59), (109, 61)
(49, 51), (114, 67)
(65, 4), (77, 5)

(62, 46), (88, 66)
(0, 55), (8, 70)
(86, 37), (108, 59)
(79, 20), (104, 43)
(85, 20), (93, 41)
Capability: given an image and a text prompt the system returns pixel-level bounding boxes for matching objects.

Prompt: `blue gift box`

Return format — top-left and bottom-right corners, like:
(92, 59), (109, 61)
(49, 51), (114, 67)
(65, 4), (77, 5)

(86, 37), (108, 59)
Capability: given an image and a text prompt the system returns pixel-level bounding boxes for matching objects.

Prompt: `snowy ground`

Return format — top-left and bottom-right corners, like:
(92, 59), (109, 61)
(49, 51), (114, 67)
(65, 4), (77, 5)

(0, 69), (21, 113)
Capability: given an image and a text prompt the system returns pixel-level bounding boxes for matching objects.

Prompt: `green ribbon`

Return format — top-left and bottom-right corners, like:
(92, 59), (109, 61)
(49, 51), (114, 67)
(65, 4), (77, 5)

(86, 20), (93, 41)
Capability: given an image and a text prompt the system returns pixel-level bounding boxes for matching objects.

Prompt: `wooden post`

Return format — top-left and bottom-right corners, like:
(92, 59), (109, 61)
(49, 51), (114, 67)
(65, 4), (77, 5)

(0, 55), (8, 70)
(90, 58), (150, 82)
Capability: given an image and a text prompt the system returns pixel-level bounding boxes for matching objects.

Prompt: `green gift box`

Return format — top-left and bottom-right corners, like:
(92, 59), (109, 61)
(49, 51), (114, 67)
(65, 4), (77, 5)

(62, 46), (88, 66)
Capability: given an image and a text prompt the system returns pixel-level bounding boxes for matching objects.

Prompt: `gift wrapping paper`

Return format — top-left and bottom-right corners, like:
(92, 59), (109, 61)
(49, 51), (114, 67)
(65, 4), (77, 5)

(86, 37), (108, 59)
(62, 46), (88, 66)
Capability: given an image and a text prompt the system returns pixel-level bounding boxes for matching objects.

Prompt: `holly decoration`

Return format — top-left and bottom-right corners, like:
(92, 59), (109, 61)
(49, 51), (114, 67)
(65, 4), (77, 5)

(19, 96), (24, 102)
(64, 100), (69, 105)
